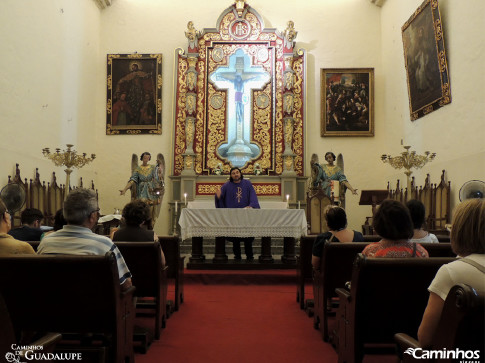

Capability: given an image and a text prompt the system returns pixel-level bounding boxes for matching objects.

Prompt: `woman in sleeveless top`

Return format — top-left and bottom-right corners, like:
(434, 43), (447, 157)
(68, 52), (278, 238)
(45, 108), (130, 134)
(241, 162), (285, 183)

(418, 199), (485, 348)
(312, 205), (364, 270)
(362, 199), (429, 258)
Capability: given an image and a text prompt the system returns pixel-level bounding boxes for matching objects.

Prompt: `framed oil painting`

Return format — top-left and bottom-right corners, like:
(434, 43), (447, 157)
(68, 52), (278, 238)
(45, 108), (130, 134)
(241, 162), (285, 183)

(402, 0), (451, 121)
(106, 53), (162, 135)
(321, 68), (374, 137)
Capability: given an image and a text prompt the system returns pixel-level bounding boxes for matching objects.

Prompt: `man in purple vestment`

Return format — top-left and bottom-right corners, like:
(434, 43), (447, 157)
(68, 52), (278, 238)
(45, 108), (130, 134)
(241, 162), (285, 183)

(215, 167), (260, 260)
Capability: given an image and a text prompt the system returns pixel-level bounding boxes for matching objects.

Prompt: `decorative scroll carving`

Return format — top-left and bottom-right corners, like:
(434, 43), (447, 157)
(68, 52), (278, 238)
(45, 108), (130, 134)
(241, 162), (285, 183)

(173, 2), (305, 177)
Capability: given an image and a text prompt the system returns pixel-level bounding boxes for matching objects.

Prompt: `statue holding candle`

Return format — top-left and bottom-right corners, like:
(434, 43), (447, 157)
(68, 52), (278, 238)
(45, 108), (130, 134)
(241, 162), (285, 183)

(120, 152), (165, 226)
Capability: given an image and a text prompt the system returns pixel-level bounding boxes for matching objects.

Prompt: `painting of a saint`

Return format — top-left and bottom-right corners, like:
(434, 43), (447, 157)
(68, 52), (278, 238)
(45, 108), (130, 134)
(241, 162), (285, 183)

(107, 54), (162, 135)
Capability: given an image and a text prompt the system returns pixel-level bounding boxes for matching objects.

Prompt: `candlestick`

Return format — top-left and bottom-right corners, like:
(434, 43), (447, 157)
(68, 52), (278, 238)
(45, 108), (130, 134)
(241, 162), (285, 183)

(175, 201), (178, 214)
(381, 145), (436, 192)
(286, 194), (290, 208)
(184, 193), (187, 206)
(298, 201), (300, 209)
(42, 144), (95, 200)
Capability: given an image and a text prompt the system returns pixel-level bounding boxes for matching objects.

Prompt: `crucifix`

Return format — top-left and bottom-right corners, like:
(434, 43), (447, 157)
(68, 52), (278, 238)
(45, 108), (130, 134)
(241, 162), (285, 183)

(210, 48), (270, 167)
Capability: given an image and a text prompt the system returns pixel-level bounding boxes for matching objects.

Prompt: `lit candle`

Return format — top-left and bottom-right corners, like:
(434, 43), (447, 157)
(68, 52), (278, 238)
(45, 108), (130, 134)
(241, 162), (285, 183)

(286, 194), (290, 208)
(184, 193), (187, 206)
(175, 201), (178, 214)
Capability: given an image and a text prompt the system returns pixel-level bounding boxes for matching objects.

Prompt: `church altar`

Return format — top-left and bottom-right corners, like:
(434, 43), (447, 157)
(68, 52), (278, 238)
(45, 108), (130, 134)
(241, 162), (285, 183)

(178, 208), (307, 268)
(170, 1), (308, 230)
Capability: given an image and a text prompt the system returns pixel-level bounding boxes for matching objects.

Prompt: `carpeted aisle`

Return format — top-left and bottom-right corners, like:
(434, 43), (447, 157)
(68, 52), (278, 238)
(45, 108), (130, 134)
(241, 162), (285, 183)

(135, 269), (338, 363)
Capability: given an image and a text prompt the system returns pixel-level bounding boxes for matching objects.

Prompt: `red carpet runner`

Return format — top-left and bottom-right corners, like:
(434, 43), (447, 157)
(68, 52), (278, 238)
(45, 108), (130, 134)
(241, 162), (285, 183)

(135, 269), (337, 363)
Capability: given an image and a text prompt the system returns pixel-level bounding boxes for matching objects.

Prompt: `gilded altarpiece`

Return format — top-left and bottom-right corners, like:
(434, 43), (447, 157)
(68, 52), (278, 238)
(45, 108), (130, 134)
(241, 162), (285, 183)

(172, 2), (305, 178)
(170, 1), (307, 237)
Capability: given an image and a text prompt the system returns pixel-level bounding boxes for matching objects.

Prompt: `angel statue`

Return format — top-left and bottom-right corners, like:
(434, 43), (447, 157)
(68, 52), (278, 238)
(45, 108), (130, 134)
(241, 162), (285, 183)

(310, 151), (358, 207)
(119, 151), (165, 226)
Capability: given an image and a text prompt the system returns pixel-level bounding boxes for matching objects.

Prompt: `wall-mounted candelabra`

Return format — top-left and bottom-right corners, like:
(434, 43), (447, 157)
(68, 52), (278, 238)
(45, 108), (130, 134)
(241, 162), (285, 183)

(42, 144), (96, 199)
(381, 145), (436, 192)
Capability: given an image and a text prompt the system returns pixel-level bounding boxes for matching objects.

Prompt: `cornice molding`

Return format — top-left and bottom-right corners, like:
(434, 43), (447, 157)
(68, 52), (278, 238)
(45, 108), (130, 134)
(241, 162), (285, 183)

(93, 0), (112, 10)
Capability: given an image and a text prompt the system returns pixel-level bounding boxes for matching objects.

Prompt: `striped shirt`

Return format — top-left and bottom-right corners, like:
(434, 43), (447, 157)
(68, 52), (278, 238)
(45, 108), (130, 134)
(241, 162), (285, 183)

(38, 225), (132, 285)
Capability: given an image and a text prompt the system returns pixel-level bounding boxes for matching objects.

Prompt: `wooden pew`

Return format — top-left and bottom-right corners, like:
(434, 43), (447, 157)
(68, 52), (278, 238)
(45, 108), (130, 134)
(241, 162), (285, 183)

(296, 236), (316, 309)
(335, 254), (456, 363)
(313, 242), (371, 342)
(159, 236), (185, 312)
(395, 283), (484, 363)
(0, 253), (135, 363)
(114, 241), (167, 341)
(296, 235), (381, 310)
(421, 242), (455, 257)
(0, 293), (62, 360)
(435, 235), (450, 243)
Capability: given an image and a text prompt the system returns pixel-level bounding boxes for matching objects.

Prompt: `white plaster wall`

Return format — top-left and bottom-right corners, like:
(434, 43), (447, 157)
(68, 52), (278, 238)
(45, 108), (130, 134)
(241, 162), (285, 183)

(0, 0), (100, 197)
(1, 0), (483, 236)
(380, 0), (485, 214)
(98, 0), (381, 234)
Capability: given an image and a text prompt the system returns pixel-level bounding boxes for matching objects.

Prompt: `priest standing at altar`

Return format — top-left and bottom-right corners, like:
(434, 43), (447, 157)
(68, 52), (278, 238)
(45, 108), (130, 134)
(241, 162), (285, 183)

(215, 167), (260, 261)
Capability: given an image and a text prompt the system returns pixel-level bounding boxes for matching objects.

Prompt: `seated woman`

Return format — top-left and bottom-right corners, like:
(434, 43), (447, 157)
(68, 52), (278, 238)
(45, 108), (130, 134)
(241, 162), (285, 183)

(406, 199), (439, 243)
(112, 200), (165, 266)
(362, 199), (429, 258)
(41, 209), (67, 239)
(0, 198), (35, 255)
(312, 205), (364, 270)
(418, 198), (485, 348)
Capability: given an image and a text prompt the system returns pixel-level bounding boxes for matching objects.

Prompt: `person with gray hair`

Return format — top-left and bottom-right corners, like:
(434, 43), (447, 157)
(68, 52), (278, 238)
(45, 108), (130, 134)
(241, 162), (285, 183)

(38, 188), (132, 290)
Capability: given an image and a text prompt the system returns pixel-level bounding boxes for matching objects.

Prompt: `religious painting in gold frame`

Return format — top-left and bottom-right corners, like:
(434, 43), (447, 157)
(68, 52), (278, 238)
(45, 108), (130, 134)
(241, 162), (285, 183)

(320, 68), (374, 137)
(402, 0), (451, 121)
(106, 53), (162, 135)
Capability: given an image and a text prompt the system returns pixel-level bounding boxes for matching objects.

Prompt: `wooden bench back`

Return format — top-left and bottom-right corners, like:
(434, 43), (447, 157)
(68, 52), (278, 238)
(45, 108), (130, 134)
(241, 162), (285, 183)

(158, 236), (181, 279)
(395, 283), (484, 363)
(159, 236), (184, 311)
(421, 242), (455, 257)
(0, 253), (134, 363)
(114, 241), (166, 339)
(321, 242), (370, 298)
(434, 283), (484, 352)
(115, 241), (162, 297)
(347, 255), (456, 350)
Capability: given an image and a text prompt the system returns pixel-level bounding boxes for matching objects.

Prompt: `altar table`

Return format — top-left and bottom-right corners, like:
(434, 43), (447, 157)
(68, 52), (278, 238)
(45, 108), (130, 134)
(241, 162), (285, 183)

(178, 208), (308, 266)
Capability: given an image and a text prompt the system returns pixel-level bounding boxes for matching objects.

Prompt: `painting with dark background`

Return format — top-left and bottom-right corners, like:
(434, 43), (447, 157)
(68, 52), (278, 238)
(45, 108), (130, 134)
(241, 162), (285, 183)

(106, 54), (162, 135)
(321, 68), (374, 137)
(402, 0), (451, 120)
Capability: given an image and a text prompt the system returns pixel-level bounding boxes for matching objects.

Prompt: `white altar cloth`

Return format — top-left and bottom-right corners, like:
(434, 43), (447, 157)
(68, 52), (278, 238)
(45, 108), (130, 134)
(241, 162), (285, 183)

(178, 208), (307, 241)
(187, 200), (288, 209)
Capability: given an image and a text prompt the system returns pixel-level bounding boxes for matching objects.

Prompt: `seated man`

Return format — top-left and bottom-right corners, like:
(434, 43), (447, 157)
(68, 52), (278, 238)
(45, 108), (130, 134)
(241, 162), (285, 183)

(215, 167), (260, 261)
(8, 208), (44, 241)
(38, 189), (132, 291)
(0, 198), (36, 255)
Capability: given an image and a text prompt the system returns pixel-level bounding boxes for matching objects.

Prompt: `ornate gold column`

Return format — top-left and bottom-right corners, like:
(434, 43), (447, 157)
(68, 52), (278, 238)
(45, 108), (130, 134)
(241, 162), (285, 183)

(282, 54), (297, 175)
(182, 54), (198, 176)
